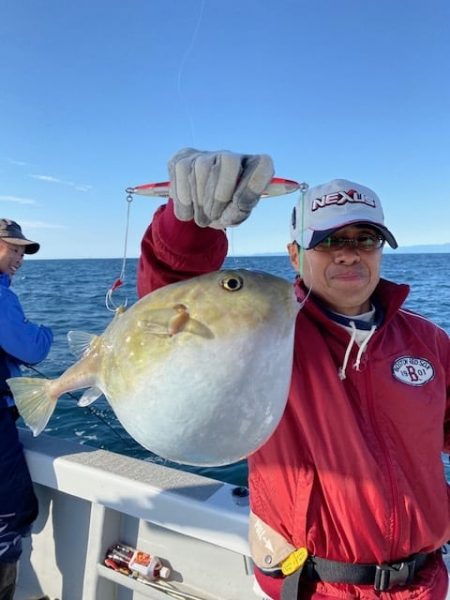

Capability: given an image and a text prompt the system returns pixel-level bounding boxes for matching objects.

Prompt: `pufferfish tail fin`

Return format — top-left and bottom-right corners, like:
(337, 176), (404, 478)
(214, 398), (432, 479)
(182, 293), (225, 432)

(6, 377), (56, 436)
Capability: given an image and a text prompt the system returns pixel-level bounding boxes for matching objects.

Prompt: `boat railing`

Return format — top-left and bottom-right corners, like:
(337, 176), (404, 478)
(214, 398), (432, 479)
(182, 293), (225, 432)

(16, 429), (259, 600)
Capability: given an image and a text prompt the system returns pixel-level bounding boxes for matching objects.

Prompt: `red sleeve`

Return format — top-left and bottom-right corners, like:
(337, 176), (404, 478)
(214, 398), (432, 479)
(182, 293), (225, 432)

(137, 199), (228, 298)
(444, 338), (450, 454)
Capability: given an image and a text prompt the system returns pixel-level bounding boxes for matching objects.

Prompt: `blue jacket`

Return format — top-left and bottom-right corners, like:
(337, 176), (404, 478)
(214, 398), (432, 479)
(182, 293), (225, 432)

(0, 273), (53, 405)
(0, 273), (53, 564)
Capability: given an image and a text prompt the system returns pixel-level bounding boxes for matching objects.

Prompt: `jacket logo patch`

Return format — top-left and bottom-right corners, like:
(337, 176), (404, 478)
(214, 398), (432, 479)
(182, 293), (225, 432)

(392, 356), (434, 386)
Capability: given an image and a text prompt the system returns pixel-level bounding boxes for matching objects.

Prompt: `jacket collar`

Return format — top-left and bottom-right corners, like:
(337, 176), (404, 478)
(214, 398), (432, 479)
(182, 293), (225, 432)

(0, 273), (11, 288)
(294, 276), (410, 332)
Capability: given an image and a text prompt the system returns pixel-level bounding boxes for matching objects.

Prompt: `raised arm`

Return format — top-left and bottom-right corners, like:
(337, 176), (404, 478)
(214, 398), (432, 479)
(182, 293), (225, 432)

(137, 148), (274, 297)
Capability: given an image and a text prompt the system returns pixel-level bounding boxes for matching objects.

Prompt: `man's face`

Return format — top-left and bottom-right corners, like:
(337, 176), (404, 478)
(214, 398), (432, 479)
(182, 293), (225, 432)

(0, 239), (25, 277)
(287, 225), (383, 316)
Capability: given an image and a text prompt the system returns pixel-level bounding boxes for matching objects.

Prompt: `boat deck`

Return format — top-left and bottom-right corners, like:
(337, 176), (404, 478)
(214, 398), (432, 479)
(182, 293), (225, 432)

(15, 430), (450, 599)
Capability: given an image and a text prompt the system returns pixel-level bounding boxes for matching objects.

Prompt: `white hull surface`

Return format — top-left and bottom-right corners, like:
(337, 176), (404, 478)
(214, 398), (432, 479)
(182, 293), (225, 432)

(16, 430), (450, 600)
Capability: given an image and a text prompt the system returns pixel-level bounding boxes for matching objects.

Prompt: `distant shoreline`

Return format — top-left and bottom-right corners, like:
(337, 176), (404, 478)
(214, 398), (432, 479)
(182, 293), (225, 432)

(240, 247), (450, 256)
(26, 248), (450, 261)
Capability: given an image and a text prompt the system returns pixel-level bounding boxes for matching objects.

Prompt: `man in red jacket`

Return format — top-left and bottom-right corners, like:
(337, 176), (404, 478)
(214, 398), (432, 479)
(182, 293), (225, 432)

(137, 148), (450, 600)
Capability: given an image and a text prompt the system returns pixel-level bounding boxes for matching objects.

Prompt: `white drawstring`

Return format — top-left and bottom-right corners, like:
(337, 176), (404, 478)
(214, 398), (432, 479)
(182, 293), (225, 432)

(339, 321), (357, 380)
(353, 324), (377, 371)
(339, 322), (377, 380)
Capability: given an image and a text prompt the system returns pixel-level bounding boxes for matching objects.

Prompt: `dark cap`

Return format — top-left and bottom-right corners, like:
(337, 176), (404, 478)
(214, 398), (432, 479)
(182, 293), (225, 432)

(0, 219), (40, 254)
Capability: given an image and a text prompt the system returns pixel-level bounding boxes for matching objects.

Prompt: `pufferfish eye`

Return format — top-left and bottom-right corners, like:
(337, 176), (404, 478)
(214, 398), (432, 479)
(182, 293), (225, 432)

(220, 274), (244, 292)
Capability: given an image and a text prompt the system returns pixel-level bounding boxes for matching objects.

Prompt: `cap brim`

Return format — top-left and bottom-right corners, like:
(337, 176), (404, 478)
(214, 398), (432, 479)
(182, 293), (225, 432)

(3, 237), (40, 254)
(307, 221), (398, 249)
(23, 242), (40, 255)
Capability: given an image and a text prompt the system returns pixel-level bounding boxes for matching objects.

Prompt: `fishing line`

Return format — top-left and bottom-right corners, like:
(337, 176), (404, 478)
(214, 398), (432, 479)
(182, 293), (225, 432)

(106, 191), (133, 312)
(295, 182), (314, 310)
(106, 0), (206, 302)
(176, 0), (206, 146)
(297, 182), (309, 276)
(227, 227), (239, 268)
(24, 365), (138, 451)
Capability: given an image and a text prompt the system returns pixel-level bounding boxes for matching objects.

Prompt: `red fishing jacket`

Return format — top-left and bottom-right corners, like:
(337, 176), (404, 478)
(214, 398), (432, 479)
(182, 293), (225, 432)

(137, 202), (450, 600)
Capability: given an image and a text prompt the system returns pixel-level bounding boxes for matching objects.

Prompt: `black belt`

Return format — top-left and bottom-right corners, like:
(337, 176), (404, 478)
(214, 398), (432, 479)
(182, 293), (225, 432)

(305, 552), (429, 590)
(278, 551), (432, 598)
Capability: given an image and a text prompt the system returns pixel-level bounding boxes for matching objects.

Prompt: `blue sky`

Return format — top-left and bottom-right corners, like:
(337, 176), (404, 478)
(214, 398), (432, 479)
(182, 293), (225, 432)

(1, 0), (449, 259)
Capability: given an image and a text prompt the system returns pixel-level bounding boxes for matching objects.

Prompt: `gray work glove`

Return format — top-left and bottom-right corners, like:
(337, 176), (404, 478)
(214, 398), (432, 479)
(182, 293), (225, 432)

(168, 148), (274, 229)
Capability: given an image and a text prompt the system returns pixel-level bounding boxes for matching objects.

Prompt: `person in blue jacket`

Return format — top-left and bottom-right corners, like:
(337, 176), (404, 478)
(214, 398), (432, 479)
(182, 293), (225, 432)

(0, 219), (53, 600)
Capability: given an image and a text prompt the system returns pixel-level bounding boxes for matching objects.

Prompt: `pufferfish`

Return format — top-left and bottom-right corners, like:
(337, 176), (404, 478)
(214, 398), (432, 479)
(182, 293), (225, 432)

(8, 269), (299, 466)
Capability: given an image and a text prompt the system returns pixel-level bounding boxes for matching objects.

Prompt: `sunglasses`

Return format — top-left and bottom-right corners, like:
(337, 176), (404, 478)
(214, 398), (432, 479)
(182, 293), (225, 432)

(313, 233), (385, 252)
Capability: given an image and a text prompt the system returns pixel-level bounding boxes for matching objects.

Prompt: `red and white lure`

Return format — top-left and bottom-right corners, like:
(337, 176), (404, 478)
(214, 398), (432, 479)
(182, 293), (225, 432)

(126, 176), (301, 198)
(107, 176), (301, 310)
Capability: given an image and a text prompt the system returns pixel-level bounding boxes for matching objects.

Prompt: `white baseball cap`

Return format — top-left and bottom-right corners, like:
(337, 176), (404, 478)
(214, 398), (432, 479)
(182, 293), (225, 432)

(290, 179), (398, 249)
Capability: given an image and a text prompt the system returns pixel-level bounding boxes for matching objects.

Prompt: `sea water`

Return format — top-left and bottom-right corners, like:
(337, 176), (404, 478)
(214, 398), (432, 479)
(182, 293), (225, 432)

(12, 253), (450, 485)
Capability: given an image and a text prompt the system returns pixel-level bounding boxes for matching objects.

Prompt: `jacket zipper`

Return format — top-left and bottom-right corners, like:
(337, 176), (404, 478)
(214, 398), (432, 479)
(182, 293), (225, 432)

(364, 360), (401, 558)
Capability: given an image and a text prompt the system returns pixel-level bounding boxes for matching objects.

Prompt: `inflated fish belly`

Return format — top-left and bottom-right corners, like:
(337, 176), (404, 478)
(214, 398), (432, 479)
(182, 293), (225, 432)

(8, 269), (299, 466)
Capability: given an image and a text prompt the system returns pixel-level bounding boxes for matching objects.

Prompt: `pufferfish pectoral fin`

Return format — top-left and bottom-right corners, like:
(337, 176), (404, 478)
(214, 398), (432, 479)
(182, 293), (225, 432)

(139, 306), (213, 339)
(78, 386), (104, 407)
